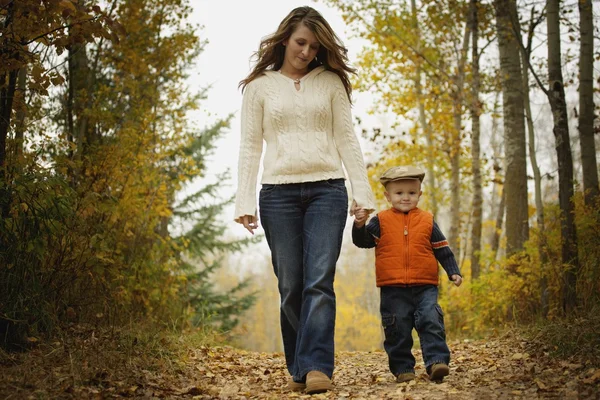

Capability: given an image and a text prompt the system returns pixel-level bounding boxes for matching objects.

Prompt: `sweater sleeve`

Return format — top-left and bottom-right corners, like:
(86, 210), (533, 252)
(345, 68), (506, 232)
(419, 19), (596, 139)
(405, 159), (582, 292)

(352, 215), (380, 248)
(233, 80), (264, 223)
(431, 220), (461, 279)
(330, 74), (376, 212)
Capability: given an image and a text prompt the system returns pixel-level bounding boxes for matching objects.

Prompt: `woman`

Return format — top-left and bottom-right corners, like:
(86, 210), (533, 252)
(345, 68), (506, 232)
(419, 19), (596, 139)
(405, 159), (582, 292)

(234, 6), (375, 394)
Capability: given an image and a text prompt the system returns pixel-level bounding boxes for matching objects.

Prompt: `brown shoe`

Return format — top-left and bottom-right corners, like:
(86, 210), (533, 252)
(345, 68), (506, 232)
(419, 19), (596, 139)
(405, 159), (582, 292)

(305, 371), (333, 394)
(429, 363), (450, 381)
(288, 379), (306, 392)
(396, 372), (416, 383)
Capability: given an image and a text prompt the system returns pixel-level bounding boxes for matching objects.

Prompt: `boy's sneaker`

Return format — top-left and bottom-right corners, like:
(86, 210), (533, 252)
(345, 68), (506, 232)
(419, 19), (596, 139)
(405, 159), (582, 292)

(396, 372), (416, 383)
(429, 363), (450, 381)
(288, 379), (306, 392)
(305, 371), (333, 394)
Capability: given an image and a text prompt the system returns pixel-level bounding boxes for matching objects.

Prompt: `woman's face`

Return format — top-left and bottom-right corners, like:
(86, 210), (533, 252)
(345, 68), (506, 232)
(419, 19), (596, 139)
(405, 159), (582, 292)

(282, 23), (320, 73)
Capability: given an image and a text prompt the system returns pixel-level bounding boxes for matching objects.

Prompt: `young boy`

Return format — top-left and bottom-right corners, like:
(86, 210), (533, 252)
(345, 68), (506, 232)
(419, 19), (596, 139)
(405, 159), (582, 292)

(352, 165), (462, 383)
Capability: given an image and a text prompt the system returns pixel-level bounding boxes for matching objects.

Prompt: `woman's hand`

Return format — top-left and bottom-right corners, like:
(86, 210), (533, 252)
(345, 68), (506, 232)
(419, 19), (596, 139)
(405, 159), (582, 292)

(241, 215), (259, 235)
(350, 200), (374, 216)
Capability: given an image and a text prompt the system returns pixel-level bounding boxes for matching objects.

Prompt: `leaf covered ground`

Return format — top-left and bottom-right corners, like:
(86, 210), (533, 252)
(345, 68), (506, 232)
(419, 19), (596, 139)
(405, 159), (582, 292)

(0, 325), (598, 399)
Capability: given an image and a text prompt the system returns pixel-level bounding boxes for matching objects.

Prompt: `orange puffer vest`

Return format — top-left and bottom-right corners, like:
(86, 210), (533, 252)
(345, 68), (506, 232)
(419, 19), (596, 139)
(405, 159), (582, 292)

(375, 207), (439, 287)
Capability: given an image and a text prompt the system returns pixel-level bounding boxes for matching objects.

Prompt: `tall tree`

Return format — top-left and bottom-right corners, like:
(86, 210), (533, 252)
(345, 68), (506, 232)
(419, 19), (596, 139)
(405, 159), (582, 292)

(577, 0), (598, 203)
(489, 92), (505, 260)
(516, 7), (549, 316)
(448, 13), (471, 259)
(0, 2), (19, 189)
(411, 0), (438, 217)
(470, 0), (483, 279)
(493, 0), (529, 255)
(547, 0), (579, 312)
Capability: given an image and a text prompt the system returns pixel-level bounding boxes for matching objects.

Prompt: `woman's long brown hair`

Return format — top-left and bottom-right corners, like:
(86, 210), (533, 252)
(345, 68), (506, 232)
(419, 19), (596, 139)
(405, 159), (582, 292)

(239, 6), (356, 102)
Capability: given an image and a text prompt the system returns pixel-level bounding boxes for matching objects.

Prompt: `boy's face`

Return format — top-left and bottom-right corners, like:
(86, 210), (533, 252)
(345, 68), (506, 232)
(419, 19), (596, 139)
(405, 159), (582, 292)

(384, 179), (422, 212)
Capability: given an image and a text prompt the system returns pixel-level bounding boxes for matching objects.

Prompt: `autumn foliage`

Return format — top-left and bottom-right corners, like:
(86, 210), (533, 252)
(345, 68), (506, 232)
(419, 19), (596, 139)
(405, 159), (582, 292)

(0, 0), (254, 349)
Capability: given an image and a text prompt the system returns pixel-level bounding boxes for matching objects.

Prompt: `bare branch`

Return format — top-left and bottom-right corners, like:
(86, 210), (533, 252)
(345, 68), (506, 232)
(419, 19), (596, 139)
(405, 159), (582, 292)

(511, 5), (550, 96)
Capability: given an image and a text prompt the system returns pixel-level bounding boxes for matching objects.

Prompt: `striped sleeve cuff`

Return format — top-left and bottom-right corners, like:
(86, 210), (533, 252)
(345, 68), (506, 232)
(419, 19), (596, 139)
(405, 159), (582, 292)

(432, 239), (450, 250)
(431, 221), (461, 278)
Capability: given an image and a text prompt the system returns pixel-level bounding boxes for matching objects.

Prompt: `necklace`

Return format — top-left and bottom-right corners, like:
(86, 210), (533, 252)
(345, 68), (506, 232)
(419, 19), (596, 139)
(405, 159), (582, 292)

(278, 70), (302, 85)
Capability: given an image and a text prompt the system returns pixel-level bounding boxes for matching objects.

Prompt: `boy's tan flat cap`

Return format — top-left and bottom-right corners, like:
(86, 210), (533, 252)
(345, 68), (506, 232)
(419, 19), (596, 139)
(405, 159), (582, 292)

(379, 166), (426, 186)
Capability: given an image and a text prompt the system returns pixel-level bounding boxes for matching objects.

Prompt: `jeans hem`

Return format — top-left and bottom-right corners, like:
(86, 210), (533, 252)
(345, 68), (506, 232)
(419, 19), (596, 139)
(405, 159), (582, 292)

(296, 367), (332, 381)
(425, 359), (450, 369)
(393, 368), (416, 375)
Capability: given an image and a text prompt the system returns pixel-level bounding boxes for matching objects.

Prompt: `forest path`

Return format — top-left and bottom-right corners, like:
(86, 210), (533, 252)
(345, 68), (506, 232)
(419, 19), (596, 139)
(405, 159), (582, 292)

(188, 338), (598, 399)
(1, 330), (599, 399)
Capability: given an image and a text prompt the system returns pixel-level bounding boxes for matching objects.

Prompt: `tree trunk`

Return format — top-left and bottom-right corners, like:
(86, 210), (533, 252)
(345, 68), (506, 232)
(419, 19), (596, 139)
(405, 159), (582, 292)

(450, 106), (462, 257)
(448, 22), (471, 258)
(578, 0), (598, 203)
(491, 185), (505, 261)
(470, 0), (482, 280)
(411, 0), (438, 217)
(516, 8), (549, 316)
(0, 70), (17, 172)
(13, 66), (27, 164)
(489, 92), (504, 261)
(67, 0), (91, 170)
(547, 0), (579, 313)
(0, 2), (14, 175)
(494, 0), (529, 256)
(525, 53), (550, 317)
(67, 40), (91, 176)
(488, 91), (502, 243)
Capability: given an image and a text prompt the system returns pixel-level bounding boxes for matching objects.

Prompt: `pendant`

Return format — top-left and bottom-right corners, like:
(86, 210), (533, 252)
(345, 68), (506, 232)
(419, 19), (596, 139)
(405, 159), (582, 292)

(278, 70), (302, 85)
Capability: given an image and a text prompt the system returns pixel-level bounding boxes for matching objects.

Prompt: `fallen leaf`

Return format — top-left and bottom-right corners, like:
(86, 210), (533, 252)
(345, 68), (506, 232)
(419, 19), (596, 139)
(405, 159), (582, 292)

(535, 379), (548, 390)
(582, 370), (600, 384)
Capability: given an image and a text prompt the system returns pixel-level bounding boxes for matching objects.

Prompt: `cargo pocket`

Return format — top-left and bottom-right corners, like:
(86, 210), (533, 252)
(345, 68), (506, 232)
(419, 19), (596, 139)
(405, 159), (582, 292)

(381, 313), (400, 342)
(435, 304), (446, 338)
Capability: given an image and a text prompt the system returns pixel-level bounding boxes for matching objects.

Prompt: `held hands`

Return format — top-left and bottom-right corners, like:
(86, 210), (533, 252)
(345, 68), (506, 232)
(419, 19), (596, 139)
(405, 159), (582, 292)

(450, 274), (463, 287)
(241, 215), (259, 235)
(351, 200), (371, 228)
(354, 208), (368, 228)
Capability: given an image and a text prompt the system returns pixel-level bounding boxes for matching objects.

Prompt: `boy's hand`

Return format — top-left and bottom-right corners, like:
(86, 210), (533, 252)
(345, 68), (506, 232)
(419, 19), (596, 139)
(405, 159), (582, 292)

(354, 208), (368, 228)
(450, 274), (462, 287)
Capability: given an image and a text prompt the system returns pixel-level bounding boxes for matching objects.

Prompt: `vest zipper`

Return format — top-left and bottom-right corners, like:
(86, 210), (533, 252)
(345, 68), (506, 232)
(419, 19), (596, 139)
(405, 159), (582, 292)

(404, 213), (410, 283)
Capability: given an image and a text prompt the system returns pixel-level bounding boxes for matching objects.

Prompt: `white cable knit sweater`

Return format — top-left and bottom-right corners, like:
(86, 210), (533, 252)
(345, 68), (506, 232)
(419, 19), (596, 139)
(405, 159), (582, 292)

(234, 66), (376, 222)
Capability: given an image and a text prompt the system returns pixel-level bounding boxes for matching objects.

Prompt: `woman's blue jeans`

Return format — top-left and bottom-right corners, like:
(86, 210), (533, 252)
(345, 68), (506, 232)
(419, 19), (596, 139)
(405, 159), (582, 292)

(380, 285), (450, 376)
(259, 179), (348, 382)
